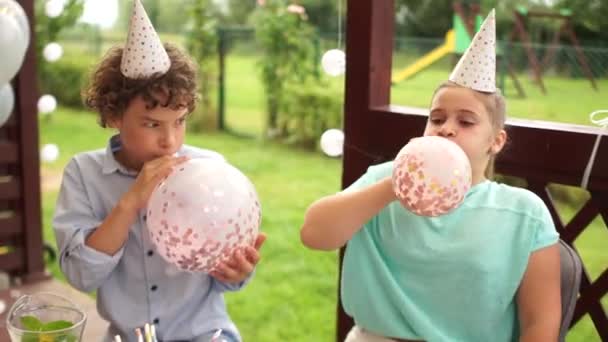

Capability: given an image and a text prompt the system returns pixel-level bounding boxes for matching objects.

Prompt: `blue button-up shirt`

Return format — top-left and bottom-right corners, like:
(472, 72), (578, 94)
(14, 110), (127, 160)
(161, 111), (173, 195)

(53, 136), (249, 342)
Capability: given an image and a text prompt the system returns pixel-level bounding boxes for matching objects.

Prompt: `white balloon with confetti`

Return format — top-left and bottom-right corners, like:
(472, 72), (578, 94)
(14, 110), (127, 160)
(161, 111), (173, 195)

(146, 158), (261, 273)
(392, 136), (472, 217)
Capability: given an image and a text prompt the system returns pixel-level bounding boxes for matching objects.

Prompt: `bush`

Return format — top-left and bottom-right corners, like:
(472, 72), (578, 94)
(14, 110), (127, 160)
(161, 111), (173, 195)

(39, 51), (93, 109)
(279, 80), (342, 148)
(253, 0), (316, 133)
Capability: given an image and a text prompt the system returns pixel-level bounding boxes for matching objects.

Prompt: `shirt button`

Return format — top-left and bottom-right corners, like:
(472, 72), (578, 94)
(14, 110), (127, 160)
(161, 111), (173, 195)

(151, 285), (158, 291)
(65, 251), (70, 257)
(147, 250), (154, 257)
(153, 318), (159, 324)
(143, 215), (147, 221)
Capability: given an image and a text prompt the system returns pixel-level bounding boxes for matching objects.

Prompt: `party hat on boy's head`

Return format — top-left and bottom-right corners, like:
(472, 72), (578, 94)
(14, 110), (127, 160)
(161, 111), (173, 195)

(120, 0), (171, 79)
(449, 9), (496, 93)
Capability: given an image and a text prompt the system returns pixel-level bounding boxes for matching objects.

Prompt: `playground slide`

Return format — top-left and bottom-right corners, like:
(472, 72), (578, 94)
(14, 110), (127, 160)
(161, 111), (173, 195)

(392, 30), (455, 84)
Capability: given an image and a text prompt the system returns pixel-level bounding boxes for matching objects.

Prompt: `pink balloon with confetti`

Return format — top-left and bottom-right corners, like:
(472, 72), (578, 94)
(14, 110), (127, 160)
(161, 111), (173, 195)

(392, 136), (472, 217)
(146, 158), (261, 273)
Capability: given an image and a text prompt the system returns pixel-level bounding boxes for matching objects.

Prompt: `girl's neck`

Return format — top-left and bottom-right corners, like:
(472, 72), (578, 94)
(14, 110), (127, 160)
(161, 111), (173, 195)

(471, 168), (488, 186)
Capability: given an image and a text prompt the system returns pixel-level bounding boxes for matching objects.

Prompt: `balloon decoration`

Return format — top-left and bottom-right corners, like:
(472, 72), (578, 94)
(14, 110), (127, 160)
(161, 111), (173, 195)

(320, 128), (344, 157)
(37, 94), (57, 115)
(44, 0), (64, 18)
(40, 143), (60, 163)
(147, 158), (261, 273)
(0, 0), (30, 46)
(321, 49), (345, 77)
(0, 83), (14, 127)
(43, 42), (63, 62)
(0, 1), (29, 85)
(392, 136), (472, 217)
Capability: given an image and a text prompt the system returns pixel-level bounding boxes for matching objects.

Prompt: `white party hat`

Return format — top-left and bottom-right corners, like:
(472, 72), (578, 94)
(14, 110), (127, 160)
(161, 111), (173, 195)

(449, 9), (496, 92)
(120, 0), (171, 79)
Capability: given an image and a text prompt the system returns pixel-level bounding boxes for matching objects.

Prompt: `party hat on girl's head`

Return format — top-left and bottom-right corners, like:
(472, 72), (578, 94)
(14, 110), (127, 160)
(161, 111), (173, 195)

(449, 9), (496, 92)
(120, 0), (171, 79)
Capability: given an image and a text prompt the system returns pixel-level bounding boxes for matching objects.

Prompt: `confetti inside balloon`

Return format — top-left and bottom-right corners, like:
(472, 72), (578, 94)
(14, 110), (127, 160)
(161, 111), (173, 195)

(321, 49), (345, 77)
(0, 83), (14, 127)
(320, 128), (344, 157)
(40, 143), (59, 163)
(43, 42), (63, 62)
(37, 94), (57, 114)
(147, 158), (261, 273)
(392, 136), (472, 217)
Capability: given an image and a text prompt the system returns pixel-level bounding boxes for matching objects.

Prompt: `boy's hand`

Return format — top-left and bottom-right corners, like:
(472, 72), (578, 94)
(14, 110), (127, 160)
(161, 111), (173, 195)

(210, 233), (267, 284)
(122, 155), (189, 210)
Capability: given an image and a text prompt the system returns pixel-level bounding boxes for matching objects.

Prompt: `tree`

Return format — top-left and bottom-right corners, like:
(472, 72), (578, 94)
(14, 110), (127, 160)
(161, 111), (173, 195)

(253, 0), (316, 135)
(554, 0), (608, 42)
(185, 0), (220, 131)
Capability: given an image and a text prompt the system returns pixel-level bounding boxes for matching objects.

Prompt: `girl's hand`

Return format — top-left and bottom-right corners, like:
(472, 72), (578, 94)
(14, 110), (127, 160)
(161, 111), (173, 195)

(122, 155), (189, 211)
(210, 233), (267, 284)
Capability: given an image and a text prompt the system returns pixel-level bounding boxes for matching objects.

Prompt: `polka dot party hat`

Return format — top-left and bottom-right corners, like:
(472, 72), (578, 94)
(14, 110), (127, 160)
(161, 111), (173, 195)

(448, 9), (496, 92)
(120, 0), (171, 79)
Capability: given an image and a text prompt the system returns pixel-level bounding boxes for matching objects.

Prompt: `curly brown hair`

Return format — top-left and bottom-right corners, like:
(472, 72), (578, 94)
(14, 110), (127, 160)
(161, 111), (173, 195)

(83, 42), (199, 127)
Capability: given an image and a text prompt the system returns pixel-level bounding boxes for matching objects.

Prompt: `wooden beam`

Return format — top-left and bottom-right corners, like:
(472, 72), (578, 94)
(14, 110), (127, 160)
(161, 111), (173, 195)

(0, 214), (22, 238)
(0, 178), (21, 200)
(14, 0), (45, 281)
(0, 249), (24, 273)
(0, 142), (19, 163)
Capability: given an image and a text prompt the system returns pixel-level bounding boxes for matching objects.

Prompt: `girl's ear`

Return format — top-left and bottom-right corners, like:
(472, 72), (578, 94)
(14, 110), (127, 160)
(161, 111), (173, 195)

(490, 129), (507, 155)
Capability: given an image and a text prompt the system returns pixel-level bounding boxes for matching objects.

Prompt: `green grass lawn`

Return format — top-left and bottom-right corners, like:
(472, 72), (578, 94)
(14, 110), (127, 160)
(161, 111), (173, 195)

(221, 53), (608, 139)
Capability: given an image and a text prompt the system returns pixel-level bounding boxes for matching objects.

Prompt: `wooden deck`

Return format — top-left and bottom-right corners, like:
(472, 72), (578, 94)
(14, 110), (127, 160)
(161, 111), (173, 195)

(0, 278), (108, 340)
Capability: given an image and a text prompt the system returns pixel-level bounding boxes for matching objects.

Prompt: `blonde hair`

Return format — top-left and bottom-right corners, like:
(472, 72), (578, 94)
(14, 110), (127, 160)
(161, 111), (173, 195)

(431, 81), (506, 178)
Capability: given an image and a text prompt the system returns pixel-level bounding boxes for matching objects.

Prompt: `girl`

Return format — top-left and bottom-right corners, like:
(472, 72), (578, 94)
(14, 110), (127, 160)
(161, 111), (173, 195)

(301, 10), (560, 342)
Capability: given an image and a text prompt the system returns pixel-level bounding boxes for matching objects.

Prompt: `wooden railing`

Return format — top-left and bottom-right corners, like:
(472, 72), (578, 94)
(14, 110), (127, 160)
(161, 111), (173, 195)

(338, 1), (607, 341)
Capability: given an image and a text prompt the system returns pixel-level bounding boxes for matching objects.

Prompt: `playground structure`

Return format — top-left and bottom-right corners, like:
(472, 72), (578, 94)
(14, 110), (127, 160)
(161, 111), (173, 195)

(506, 6), (598, 95)
(392, 1), (481, 84)
(393, 3), (599, 97)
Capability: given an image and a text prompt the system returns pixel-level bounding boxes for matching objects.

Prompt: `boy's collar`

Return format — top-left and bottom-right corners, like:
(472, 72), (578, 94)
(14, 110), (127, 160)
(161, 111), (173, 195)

(102, 135), (138, 176)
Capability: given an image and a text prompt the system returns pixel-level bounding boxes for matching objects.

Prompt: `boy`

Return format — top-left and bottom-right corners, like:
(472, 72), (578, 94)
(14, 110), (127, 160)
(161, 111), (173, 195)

(53, 1), (265, 341)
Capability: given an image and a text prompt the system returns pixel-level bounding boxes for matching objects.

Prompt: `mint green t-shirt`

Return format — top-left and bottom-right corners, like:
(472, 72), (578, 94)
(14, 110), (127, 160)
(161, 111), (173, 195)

(341, 162), (559, 342)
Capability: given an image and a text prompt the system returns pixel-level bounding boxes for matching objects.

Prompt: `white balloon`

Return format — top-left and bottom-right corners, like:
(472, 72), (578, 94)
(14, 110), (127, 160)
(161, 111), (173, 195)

(0, 84), (14, 127)
(0, 0), (30, 47)
(0, 12), (28, 85)
(41, 144), (60, 163)
(43, 42), (63, 62)
(321, 49), (346, 77)
(38, 94), (57, 114)
(44, 0), (64, 18)
(320, 128), (345, 157)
